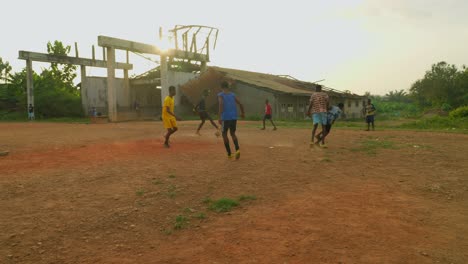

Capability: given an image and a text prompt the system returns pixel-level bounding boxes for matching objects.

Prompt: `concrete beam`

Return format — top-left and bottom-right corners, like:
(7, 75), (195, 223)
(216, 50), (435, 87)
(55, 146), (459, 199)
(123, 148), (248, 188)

(130, 78), (161, 86)
(98, 35), (209, 62)
(18, 51), (133, 70)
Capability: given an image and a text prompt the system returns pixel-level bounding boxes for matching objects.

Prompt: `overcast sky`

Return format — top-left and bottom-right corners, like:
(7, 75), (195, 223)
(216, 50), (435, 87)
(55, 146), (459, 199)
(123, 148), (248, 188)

(2, 0), (468, 95)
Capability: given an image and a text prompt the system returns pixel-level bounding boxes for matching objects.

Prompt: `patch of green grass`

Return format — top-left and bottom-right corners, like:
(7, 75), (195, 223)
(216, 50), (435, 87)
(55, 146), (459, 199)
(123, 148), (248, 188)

(136, 189), (145, 196)
(167, 185), (177, 199)
(152, 179), (162, 185)
(209, 198), (239, 213)
(399, 116), (468, 132)
(351, 137), (397, 156)
(174, 215), (189, 230)
(162, 229), (173, 235)
(238, 195), (257, 202)
(321, 157), (332, 162)
(193, 212), (206, 219)
(168, 174), (176, 179)
(202, 197), (212, 204)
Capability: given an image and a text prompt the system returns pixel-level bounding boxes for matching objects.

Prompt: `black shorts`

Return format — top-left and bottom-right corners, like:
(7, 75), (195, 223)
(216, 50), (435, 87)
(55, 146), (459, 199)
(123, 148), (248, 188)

(264, 114), (272, 120)
(221, 120), (237, 133)
(199, 111), (211, 120)
(366, 115), (375, 123)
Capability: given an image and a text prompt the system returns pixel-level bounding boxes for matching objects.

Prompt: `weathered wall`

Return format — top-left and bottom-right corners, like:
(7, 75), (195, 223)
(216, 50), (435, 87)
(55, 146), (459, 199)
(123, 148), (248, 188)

(82, 76), (124, 116)
(161, 71), (199, 115)
(234, 83), (277, 119)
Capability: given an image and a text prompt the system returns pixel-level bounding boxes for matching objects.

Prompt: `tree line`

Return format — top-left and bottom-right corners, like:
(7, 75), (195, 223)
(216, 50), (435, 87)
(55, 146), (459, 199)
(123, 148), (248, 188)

(0, 41), (82, 119)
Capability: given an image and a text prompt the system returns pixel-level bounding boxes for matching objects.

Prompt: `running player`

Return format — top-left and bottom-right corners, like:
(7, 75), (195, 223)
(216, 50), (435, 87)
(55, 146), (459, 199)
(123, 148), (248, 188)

(218, 81), (245, 159)
(195, 89), (220, 136)
(162, 86), (181, 148)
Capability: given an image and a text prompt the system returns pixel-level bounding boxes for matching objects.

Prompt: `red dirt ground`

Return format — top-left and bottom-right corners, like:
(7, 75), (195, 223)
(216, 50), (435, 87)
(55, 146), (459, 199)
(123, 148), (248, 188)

(1, 121), (467, 264)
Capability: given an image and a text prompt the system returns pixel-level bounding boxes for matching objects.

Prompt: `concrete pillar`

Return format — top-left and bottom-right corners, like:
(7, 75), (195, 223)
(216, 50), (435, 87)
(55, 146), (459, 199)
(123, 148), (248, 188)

(123, 69), (130, 108)
(80, 65), (88, 115)
(106, 47), (117, 122)
(160, 54), (169, 106)
(26, 59), (34, 116)
(200, 61), (207, 73)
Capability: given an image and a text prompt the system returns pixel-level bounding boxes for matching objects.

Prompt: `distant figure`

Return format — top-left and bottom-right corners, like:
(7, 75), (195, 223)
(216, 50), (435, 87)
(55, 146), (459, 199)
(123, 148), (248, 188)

(307, 85), (329, 148)
(195, 89), (220, 136)
(316, 103), (344, 144)
(260, 99), (277, 131)
(28, 104), (35, 120)
(162, 86), (181, 148)
(218, 81), (245, 159)
(91, 107), (97, 117)
(134, 100), (141, 119)
(364, 99), (376, 131)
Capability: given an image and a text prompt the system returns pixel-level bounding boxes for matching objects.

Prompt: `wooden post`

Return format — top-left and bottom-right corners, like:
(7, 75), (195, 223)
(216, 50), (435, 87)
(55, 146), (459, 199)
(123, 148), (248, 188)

(106, 47), (117, 122)
(26, 59), (34, 117)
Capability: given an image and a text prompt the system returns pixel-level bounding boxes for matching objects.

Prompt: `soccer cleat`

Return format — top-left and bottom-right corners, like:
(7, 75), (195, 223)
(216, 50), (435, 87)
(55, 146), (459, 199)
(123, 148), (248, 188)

(227, 154), (234, 159)
(235, 150), (240, 160)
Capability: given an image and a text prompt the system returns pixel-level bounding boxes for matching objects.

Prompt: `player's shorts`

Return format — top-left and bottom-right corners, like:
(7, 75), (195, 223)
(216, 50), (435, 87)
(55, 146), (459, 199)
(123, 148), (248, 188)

(264, 114), (272, 120)
(366, 115), (375, 123)
(312, 112), (328, 125)
(163, 117), (177, 129)
(199, 111), (210, 120)
(221, 120), (237, 133)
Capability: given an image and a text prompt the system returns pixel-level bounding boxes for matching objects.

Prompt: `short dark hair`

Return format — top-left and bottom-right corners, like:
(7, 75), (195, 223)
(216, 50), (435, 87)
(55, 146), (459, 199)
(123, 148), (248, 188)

(338, 103), (344, 108)
(316, 85), (322, 91)
(221, 81), (229, 89)
(169, 86), (176, 91)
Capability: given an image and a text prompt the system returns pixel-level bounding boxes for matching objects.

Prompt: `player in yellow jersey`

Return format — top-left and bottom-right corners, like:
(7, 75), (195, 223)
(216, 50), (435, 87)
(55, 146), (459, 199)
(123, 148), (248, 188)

(162, 86), (181, 148)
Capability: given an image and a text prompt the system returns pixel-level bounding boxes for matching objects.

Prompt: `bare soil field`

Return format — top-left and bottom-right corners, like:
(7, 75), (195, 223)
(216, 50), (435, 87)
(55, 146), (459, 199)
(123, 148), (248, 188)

(1, 121), (467, 264)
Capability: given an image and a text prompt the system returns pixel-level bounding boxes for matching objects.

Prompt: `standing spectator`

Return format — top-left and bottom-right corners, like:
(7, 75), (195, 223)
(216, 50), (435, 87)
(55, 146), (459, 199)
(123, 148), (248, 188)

(28, 104), (35, 120)
(364, 99), (376, 131)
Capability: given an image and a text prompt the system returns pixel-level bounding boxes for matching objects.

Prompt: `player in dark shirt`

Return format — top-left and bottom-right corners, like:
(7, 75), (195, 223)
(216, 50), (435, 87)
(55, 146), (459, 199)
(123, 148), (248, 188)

(195, 89), (220, 136)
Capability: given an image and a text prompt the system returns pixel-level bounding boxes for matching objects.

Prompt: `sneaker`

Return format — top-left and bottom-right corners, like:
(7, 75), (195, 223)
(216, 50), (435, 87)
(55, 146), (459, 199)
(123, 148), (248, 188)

(227, 154), (234, 159)
(320, 143), (328, 149)
(235, 150), (240, 160)
(164, 142), (170, 148)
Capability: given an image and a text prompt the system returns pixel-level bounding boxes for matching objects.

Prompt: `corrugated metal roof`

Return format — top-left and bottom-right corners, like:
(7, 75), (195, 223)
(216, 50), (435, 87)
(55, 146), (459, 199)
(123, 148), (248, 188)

(210, 66), (365, 98)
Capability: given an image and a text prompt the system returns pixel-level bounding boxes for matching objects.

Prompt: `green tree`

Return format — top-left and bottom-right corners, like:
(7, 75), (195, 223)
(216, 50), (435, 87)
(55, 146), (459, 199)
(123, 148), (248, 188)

(0, 57), (12, 84)
(410, 62), (468, 109)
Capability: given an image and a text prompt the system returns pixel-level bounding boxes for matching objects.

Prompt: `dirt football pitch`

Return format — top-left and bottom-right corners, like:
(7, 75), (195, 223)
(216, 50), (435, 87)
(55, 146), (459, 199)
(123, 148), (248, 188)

(1, 121), (467, 264)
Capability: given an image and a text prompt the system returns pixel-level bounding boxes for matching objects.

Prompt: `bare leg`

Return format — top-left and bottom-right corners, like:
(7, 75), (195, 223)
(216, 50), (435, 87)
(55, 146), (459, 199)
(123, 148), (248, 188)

(197, 119), (205, 133)
(311, 124), (318, 144)
(164, 127), (178, 146)
(222, 131), (231, 156)
(320, 124), (327, 145)
(270, 119), (277, 130)
(261, 118), (266, 130)
(207, 116), (219, 129)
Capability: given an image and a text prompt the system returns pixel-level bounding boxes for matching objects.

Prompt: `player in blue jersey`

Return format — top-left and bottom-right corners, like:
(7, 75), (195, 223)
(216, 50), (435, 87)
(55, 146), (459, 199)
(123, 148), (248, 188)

(218, 81), (245, 159)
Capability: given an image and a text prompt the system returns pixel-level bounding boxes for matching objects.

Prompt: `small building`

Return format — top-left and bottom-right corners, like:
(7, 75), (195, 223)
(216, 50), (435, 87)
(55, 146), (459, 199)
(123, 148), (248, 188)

(180, 67), (367, 120)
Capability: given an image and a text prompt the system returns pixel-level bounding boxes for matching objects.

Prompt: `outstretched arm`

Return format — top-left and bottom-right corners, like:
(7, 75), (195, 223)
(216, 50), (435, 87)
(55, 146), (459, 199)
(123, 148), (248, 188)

(235, 97), (245, 118)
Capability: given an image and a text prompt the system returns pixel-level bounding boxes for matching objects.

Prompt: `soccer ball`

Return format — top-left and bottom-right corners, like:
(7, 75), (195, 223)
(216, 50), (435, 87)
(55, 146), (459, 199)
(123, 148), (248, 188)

(215, 131), (221, 137)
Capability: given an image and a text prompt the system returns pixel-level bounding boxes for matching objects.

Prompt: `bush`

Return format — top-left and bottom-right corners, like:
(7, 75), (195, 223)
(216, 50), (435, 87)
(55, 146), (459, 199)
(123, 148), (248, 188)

(449, 106), (468, 118)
